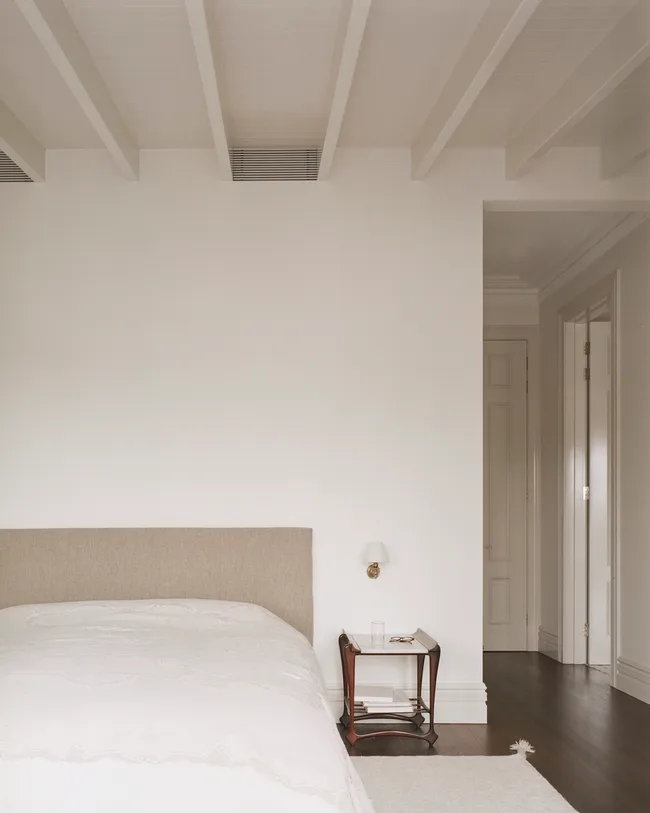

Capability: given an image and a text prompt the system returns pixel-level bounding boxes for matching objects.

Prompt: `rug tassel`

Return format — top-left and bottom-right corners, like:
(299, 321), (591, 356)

(509, 739), (535, 758)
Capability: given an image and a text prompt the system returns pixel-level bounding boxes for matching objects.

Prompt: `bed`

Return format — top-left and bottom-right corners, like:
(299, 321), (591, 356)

(0, 528), (373, 813)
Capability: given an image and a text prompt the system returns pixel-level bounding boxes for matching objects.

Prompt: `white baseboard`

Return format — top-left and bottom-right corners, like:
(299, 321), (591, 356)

(538, 626), (560, 661)
(616, 658), (650, 705)
(326, 682), (487, 724)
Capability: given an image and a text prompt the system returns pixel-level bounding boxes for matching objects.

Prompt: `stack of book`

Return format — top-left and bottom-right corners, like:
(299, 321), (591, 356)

(353, 685), (415, 715)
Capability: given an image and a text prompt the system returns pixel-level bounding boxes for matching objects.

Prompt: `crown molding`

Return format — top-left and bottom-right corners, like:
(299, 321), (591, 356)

(484, 275), (528, 290)
(540, 212), (649, 301)
(484, 276), (538, 296)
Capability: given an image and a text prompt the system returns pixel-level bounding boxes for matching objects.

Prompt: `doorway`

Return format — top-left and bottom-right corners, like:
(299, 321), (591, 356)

(561, 280), (617, 678)
(483, 339), (528, 651)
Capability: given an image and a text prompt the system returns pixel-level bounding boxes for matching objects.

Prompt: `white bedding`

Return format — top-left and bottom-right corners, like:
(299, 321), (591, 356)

(0, 599), (373, 813)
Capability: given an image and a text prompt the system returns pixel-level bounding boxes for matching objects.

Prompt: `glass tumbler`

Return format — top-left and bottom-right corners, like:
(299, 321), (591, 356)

(370, 621), (385, 647)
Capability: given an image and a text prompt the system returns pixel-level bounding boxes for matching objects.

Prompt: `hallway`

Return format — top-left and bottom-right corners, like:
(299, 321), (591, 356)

(342, 653), (650, 813)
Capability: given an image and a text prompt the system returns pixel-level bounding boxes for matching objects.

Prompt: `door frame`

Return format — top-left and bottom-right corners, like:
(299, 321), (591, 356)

(484, 326), (540, 651)
(557, 273), (619, 683)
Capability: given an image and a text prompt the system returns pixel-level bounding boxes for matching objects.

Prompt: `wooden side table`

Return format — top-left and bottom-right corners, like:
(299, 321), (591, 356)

(338, 628), (440, 747)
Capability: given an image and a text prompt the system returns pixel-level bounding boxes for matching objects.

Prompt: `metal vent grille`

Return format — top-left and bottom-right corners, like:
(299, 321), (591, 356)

(229, 148), (321, 181)
(0, 151), (33, 183)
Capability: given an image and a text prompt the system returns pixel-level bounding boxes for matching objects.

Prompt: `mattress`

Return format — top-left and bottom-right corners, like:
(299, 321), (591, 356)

(0, 598), (373, 813)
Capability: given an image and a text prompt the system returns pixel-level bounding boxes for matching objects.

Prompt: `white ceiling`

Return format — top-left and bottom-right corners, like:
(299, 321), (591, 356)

(0, 0), (648, 161)
(2, 0), (648, 281)
(0, 0), (101, 147)
(483, 210), (642, 290)
(68, 0), (214, 148)
(449, 0), (637, 148)
(562, 57), (650, 147)
(212, 0), (345, 148)
(338, 0), (491, 147)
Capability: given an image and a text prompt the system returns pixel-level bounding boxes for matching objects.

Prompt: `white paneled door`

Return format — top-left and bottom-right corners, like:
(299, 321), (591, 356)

(483, 340), (528, 651)
(588, 322), (612, 666)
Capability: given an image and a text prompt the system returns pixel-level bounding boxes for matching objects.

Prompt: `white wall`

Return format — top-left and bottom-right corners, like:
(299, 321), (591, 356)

(539, 221), (650, 704)
(0, 150), (486, 720)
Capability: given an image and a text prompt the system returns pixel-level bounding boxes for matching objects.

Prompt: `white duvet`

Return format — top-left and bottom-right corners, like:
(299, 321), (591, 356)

(0, 599), (373, 813)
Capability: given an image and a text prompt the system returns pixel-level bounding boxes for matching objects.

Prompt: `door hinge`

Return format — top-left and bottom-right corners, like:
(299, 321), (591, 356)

(583, 486), (591, 501)
(584, 367), (590, 381)
(584, 341), (591, 356)
(583, 622), (589, 638)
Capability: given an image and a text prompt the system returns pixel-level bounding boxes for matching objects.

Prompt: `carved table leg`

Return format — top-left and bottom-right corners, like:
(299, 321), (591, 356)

(338, 634), (350, 727)
(338, 634), (359, 745)
(412, 653), (426, 728)
(425, 645), (441, 746)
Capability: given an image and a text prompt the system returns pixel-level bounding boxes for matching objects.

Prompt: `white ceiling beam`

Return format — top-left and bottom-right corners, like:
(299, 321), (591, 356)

(184, 0), (232, 181)
(318, 0), (371, 181)
(506, 5), (650, 180)
(13, 0), (138, 180)
(411, 0), (542, 181)
(602, 109), (650, 179)
(0, 102), (45, 182)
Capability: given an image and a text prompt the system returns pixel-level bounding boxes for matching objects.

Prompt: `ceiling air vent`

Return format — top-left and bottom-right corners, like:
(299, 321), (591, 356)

(229, 148), (321, 182)
(0, 151), (33, 183)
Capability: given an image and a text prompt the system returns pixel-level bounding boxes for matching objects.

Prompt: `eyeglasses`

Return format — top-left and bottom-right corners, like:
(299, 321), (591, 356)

(389, 636), (415, 644)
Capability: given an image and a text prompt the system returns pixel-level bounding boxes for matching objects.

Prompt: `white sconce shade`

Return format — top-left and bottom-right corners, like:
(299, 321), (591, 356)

(364, 542), (388, 564)
(364, 542), (388, 578)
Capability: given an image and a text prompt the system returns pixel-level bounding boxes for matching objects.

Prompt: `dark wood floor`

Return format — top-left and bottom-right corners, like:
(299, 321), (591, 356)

(340, 653), (650, 813)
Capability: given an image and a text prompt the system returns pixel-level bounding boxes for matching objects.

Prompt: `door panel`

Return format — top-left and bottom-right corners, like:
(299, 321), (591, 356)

(488, 578), (511, 625)
(487, 403), (512, 562)
(588, 322), (611, 665)
(483, 340), (528, 651)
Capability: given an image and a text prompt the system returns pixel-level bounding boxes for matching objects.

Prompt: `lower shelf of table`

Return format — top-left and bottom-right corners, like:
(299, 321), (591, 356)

(340, 700), (438, 746)
(344, 697), (431, 719)
(340, 720), (439, 746)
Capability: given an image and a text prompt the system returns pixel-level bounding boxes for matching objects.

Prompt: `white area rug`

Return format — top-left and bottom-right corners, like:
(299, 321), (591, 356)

(354, 754), (577, 813)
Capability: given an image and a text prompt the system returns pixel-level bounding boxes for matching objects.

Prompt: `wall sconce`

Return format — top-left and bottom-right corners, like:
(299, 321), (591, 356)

(364, 542), (388, 579)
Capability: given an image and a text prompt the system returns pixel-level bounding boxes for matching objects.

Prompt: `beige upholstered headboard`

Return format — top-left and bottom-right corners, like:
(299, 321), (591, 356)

(0, 528), (313, 642)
